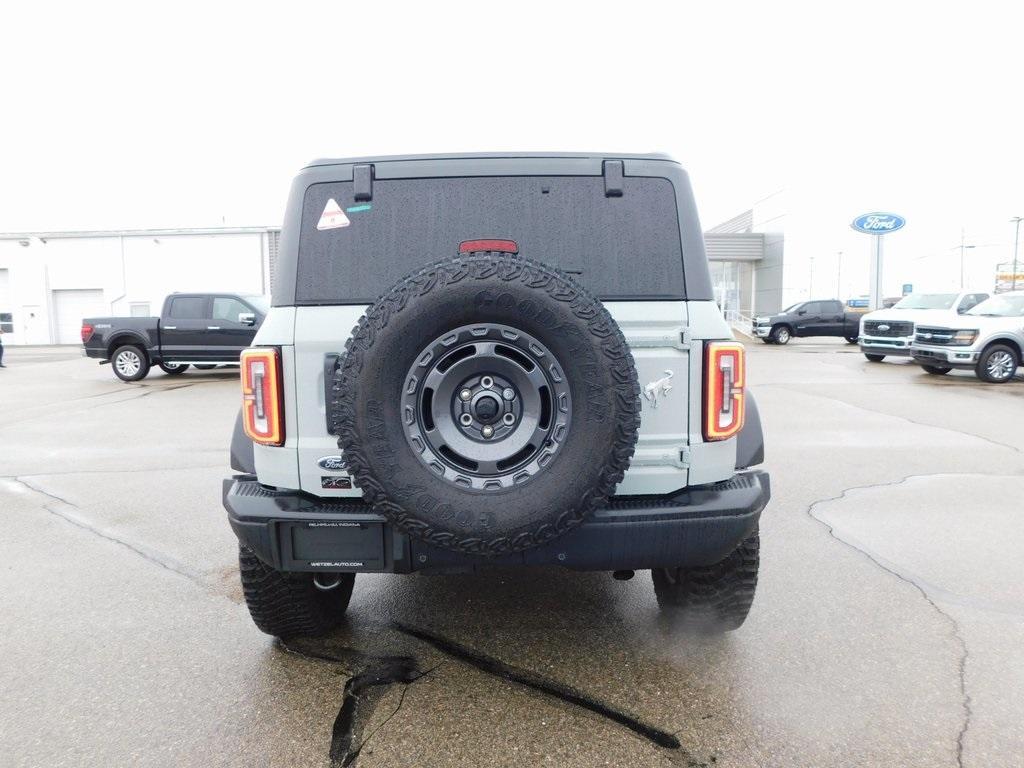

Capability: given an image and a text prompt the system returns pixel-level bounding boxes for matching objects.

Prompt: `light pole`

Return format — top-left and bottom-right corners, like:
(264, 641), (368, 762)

(956, 229), (976, 289)
(1012, 217), (1023, 291)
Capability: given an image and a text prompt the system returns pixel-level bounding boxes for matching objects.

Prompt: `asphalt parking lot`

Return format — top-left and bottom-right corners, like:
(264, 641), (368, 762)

(2, 340), (1022, 768)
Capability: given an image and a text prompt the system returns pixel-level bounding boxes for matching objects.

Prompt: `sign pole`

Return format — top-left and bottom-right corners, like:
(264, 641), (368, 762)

(869, 234), (884, 310)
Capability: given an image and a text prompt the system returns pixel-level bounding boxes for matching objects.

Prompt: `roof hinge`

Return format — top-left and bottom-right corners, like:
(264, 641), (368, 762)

(603, 160), (624, 197)
(353, 164), (374, 201)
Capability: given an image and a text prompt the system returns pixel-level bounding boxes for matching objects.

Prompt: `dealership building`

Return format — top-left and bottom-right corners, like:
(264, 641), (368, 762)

(0, 228), (280, 345)
(1, 219), (781, 346)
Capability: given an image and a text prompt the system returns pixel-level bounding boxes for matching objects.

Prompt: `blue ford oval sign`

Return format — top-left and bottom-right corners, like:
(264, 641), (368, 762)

(851, 212), (906, 235)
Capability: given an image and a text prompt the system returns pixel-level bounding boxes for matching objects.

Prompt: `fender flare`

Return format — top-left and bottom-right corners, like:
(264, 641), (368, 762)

(735, 391), (764, 469)
(230, 408), (256, 474)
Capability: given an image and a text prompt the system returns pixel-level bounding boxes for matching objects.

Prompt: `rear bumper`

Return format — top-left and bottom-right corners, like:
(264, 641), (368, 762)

(859, 336), (912, 356)
(223, 470), (770, 574)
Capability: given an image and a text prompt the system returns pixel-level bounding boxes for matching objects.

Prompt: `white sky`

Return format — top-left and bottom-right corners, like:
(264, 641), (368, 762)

(2, 1), (1022, 294)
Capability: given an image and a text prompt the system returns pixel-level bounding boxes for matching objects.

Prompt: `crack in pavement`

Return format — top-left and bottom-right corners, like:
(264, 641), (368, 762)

(758, 382), (1024, 455)
(392, 622), (683, 751)
(9, 477), (204, 586)
(806, 476), (973, 768)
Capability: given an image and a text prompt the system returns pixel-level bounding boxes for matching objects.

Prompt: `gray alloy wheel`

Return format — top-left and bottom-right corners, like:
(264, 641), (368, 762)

(400, 322), (572, 491)
(111, 345), (150, 382)
(771, 326), (791, 345)
(976, 345), (1019, 383)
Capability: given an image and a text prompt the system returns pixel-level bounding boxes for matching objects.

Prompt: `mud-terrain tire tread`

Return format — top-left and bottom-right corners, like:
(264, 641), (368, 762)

(330, 252), (641, 557)
(238, 545), (353, 638)
(652, 530), (759, 632)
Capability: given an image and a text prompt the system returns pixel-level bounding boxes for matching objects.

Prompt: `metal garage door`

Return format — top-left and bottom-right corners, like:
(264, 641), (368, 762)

(52, 289), (106, 345)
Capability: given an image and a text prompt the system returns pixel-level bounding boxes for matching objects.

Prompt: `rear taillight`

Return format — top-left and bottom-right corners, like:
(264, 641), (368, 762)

(241, 347), (284, 446)
(704, 341), (746, 441)
(80, 323), (94, 342)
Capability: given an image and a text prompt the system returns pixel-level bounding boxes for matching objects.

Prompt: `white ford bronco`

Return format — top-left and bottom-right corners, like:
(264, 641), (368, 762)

(223, 153), (769, 638)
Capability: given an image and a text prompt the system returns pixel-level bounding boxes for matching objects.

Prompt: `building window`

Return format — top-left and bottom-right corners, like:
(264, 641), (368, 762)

(0, 312), (12, 333)
(129, 303), (151, 317)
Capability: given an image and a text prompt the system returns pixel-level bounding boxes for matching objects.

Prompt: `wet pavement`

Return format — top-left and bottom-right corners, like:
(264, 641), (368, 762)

(1, 341), (1022, 767)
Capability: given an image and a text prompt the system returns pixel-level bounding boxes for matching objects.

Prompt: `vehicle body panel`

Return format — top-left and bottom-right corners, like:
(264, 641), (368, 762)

(752, 300), (859, 340)
(859, 291), (989, 357)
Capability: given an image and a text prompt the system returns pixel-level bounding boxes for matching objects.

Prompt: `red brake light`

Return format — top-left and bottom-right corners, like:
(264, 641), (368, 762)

(81, 323), (94, 342)
(704, 342), (746, 441)
(241, 348), (284, 446)
(458, 239), (519, 254)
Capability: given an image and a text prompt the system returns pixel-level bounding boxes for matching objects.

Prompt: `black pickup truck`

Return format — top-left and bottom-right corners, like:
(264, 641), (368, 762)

(751, 299), (862, 344)
(82, 292), (267, 381)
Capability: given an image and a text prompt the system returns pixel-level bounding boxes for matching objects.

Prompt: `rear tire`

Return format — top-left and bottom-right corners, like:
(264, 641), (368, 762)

(159, 362), (190, 375)
(975, 344), (1019, 384)
(864, 353), (886, 363)
(770, 326), (791, 345)
(194, 364), (217, 370)
(652, 530), (759, 632)
(922, 364), (952, 375)
(238, 545), (354, 638)
(845, 335), (859, 344)
(111, 345), (150, 382)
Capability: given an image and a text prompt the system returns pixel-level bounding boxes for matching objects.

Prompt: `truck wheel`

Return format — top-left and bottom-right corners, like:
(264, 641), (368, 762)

(194, 364), (217, 370)
(770, 326), (791, 345)
(158, 362), (190, 375)
(652, 529), (759, 632)
(238, 545), (354, 638)
(922, 364), (952, 375)
(111, 345), (151, 382)
(864, 353), (886, 363)
(975, 344), (1020, 383)
(845, 335), (859, 344)
(332, 252), (641, 556)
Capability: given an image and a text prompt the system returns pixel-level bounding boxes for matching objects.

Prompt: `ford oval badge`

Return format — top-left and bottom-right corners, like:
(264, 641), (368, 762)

(317, 455), (348, 472)
(851, 212), (906, 235)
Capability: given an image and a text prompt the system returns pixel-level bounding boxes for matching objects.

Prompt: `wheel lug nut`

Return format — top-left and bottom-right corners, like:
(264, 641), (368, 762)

(460, 413), (473, 426)
(481, 376), (493, 389)
(502, 388), (515, 400)
(502, 413), (515, 425)
(481, 425), (494, 438)
(459, 388), (472, 401)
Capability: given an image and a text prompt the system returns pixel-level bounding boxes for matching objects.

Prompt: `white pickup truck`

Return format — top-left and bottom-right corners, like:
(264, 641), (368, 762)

(910, 291), (1024, 383)
(858, 290), (990, 362)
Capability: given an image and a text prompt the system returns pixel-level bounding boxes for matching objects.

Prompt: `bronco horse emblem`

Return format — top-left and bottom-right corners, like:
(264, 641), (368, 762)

(643, 370), (674, 408)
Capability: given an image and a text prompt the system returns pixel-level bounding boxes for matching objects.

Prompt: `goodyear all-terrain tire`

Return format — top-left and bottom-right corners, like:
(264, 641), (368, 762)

(652, 530), (759, 632)
(238, 545), (354, 638)
(331, 252), (641, 556)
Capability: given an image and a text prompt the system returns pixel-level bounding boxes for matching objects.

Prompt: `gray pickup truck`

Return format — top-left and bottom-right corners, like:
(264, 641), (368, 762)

(82, 292), (267, 381)
(223, 153), (770, 638)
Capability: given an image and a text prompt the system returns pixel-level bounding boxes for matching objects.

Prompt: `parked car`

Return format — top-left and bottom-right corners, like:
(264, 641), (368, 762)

(858, 290), (989, 362)
(82, 292), (268, 381)
(223, 152), (770, 638)
(910, 291), (1024, 382)
(751, 299), (861, 344)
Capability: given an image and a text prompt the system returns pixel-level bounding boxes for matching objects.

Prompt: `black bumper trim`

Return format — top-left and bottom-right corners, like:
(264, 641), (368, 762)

(223, 470), (770, 573)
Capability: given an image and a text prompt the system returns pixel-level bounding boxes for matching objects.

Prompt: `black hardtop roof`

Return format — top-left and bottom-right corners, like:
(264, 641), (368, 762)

(305, 151), (678, 168)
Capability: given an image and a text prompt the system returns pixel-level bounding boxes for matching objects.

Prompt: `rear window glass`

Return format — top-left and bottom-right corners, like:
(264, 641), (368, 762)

(296, 176), (685, 304)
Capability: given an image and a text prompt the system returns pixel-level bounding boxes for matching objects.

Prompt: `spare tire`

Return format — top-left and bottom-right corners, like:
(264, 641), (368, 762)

(331, 252), (641, 556)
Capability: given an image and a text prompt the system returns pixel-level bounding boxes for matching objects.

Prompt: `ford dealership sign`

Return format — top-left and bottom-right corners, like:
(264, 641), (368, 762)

(851, 212), (906, 235)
